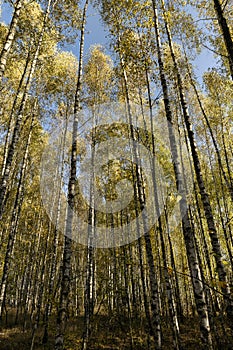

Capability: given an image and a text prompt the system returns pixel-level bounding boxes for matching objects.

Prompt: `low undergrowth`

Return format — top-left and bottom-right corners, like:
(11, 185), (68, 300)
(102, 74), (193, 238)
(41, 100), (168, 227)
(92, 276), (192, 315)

(0, 311), (232, 349)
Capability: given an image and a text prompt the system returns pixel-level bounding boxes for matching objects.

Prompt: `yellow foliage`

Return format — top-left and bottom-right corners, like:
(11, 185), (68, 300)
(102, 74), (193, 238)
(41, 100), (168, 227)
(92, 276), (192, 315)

(167, 266), (173, 275)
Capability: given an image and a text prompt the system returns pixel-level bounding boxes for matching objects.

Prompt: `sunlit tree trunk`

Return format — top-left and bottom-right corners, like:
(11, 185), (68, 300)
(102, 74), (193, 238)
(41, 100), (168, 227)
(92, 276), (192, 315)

(212, 0), (233, 79)
(82, 147), (95, 350)
(184, 60), (233, 202)
(0, 0), (52, 219)
(0, 0), (23, 81)
(55, 0), (89, 348)
(1, 50), (30, 178)
(42, 112), (69, 344)
(119, 46), (162, 349)
(151, 3), (213, 347)
(161, 0), (233, 322)
(0, 111), (35, 318)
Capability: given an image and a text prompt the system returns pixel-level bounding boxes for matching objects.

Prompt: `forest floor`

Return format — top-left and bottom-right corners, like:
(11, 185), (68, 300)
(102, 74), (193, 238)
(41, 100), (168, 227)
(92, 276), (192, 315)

(0, 312), (232, 349)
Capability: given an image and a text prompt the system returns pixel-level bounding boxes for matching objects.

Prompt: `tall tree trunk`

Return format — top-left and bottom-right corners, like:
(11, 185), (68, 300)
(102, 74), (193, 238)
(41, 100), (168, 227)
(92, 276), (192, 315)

(55, 0), (89, 348)
(0, 111), (35, 317)
(1, 50), (30, 178)
(42, 113), (69, 344)
(151, 2), (213, 347)
(0, 0), (52, 219)
(119, 45), (162, 349)
(0, 0), (23, 81)
(30, 223), (50, 350)
(161, 0), (233, 322)
(212, 0), (233, 79)
(164, 204), (183, 320)
(82, 106), (97, 350)
(137, 237), (153, 335)
(143, 56), (180, 349)
(182, 46), (233, 201)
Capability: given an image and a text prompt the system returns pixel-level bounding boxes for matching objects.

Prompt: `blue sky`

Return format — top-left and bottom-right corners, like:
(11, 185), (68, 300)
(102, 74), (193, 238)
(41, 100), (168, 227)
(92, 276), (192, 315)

(0, 2), (109, 49)
(0, 1), (217, 83)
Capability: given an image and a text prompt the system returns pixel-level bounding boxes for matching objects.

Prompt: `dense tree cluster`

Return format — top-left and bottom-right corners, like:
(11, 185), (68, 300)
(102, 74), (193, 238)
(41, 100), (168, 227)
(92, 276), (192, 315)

(0, 0), (232, 349)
